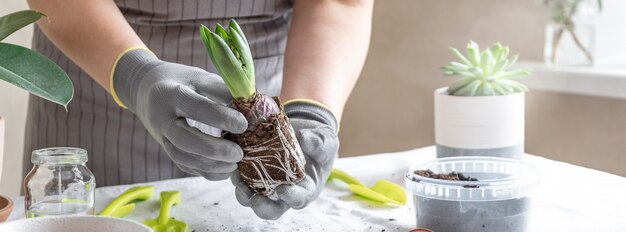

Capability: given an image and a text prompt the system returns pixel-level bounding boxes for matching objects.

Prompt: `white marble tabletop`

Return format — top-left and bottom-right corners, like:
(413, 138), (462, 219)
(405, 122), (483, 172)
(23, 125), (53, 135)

(9, 146), (626, 231)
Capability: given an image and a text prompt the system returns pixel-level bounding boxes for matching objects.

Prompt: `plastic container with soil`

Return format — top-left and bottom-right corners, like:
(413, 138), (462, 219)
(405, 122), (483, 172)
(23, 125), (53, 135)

(404, 156), (539, 232)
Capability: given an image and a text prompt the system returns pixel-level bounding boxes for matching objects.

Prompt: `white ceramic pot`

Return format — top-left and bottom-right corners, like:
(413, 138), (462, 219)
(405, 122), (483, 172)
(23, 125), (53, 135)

(434, 87), (525, 159)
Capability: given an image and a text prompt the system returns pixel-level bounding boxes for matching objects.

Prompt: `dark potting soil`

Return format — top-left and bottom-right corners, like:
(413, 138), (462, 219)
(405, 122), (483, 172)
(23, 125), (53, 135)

(414, 169), (478, 181)
(414, 195), (532, 232)
(224, 96), (305, 196)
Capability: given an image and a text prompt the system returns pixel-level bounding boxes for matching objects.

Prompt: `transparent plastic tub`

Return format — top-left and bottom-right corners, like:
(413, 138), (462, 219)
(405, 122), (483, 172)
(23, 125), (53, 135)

(405, 156), (540, 232)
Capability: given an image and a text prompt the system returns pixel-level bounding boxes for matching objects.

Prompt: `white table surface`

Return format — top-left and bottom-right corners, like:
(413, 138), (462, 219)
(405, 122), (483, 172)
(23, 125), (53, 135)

(9, 146), (626, 231)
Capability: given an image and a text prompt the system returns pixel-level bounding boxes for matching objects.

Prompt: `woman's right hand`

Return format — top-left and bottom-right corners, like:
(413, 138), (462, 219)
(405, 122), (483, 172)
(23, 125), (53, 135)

(111, 48), (247, 181)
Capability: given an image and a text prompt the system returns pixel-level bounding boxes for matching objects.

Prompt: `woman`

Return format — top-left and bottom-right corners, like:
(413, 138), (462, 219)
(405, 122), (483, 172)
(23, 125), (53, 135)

(24, 0), (372, 219)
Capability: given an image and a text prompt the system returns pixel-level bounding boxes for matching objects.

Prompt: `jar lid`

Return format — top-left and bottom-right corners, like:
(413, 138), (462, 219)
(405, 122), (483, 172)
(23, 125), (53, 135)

(405, 156), (540, 201)
(31, 147), (88, 165)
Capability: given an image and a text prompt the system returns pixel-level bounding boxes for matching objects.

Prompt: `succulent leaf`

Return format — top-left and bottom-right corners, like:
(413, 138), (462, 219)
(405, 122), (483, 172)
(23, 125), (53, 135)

(447, 77), (475, 94)
(454, 79), (482, 96)
(442, 41), (530, 96)
(449, 47), (472, 66)
(466, 41), (481, 66)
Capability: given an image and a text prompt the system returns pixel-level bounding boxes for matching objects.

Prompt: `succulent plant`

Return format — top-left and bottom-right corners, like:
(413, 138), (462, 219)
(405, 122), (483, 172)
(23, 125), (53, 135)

(442, 41), (531, 96)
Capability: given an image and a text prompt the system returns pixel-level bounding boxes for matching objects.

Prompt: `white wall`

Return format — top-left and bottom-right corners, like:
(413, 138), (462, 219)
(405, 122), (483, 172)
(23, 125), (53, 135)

(0, 1), (32, 197)
(595, 0), (626, 65)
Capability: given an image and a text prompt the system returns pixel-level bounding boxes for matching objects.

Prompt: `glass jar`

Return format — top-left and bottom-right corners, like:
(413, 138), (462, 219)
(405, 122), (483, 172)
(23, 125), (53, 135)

(544, 0), (600, 66)
(24, 147), (95, 218)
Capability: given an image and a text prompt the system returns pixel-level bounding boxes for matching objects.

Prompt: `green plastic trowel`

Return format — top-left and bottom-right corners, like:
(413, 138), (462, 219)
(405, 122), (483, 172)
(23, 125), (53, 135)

(143, 191), (188, 232)
(328, 168), (407, 205)
(99, 185), (155, 218)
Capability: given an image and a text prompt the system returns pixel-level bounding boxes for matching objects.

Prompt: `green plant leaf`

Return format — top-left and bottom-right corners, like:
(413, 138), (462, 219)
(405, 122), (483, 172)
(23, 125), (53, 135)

(466, 41), (481, 66)
(215, 24), (229, 40)
(229, 19), (249, 46)
(454, 79), (482, 96)
(200, 21), (256, 100)
(493, 69), (531, 80)
(229, 25), (255, 85)
(0, 43), (73, 108)
(480, 50), (494, 74)
(492, 83), (509, 95)
(447, 77), (475, 94)
(328, 168), (365, 186)
(443, 41), (529, 96)
(449, 47), (472, 66)
(489, 42), (503, 60)
(476, 82), (495, 96)
(370, 180), (407, 205)
(0, 10), (45, 41)
(207, 32), (254, 99)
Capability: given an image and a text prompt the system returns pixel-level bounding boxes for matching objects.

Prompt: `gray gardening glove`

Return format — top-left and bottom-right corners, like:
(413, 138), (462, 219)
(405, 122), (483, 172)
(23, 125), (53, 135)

(112, 48), (247, 180)
(231, 100), (339, 220)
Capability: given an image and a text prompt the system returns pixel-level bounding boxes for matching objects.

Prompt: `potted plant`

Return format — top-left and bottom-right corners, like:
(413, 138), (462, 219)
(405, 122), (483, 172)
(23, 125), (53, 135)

(543, 0), (602, 66)
(0, 10), (73, 185)
(435, 41), (530, 159)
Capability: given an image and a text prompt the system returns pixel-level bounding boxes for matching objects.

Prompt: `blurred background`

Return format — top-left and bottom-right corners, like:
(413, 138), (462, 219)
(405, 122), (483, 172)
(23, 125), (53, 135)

(2, 0), (625, 196)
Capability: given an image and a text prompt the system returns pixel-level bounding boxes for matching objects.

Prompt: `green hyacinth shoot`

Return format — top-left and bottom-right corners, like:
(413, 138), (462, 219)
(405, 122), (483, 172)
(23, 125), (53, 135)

(200, 20), (255, 100)
(442, 41), (531, 96)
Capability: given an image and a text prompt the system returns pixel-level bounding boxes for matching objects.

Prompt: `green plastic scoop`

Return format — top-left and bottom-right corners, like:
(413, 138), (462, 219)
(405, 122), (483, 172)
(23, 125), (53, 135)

(143, 191), (188, 232)
(329, 168), (407, 205)
(99, 185), (155, 218)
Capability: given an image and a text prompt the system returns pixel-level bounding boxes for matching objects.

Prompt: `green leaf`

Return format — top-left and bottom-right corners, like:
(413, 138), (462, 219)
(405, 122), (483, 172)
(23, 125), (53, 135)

(466, 41), (481, 66)
(492, 59), (510, 74)
(504, 54), (519, 70)
(0, 43), (73, 108)
(454, 79), (482, 96)
(200, 20), (256, 100)
(469, 67), (484, 77)
(497, 79), (528, 93)
(491, 83), (509, 95)
(493, 69), (531, 79)
(501, 47), (510, 61)
(207, 32), (254, 99)
(215, 24), (229, 40)
(489, 42), (503, 60)
(229, 26), (255, 85)
(480, 50), (494, 75)
(229, 19), (249, 46)
(476, 82), (495, 96)
(328, 168), (365, 186)
(447, 77), (475, 95)
(200, 25), (214, 62)
(449, 47), (472, 66)
(0, 10), (45, 42)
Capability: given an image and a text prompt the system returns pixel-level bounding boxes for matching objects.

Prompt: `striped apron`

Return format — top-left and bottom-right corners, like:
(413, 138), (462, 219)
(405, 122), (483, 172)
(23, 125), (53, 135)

(23, 0), (293, 187)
